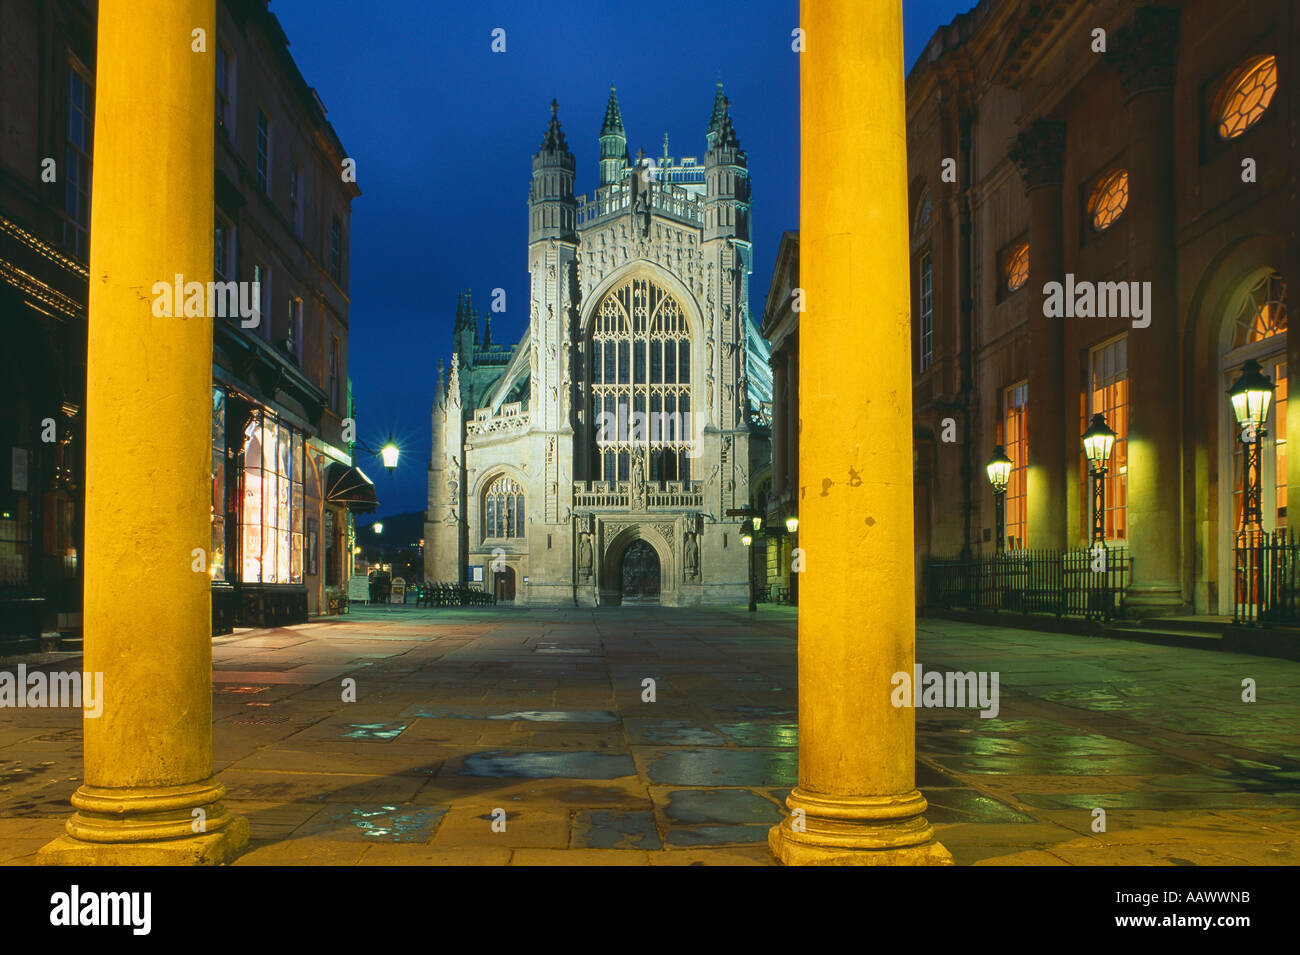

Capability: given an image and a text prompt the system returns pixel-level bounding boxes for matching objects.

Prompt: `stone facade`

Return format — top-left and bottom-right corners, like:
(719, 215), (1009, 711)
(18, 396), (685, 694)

(425, 87), (773, 606)
(908, 0), (1297, 614)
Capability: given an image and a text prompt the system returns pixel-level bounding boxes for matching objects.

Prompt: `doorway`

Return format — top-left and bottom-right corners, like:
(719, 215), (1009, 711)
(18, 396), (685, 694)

(619, 540), (660, 604)
(494, 566), (516, 603)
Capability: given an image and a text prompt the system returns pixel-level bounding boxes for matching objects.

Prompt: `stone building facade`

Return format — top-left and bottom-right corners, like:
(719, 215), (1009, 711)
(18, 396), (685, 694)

(908, 0), (1297, 614)
(425, 87), (773, 606)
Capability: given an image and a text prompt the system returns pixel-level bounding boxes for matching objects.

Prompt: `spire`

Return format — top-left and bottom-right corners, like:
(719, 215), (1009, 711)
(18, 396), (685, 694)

(436, 358), (446, 404)
(483, 310), (493, 348)
(539, 98), (570, 153)
(715, 96), (741, 149)
(455, 290), (464, 328)
(466, 289), (479, 346)
(601, 84), (625, 137)
(706, 81), (728, 147)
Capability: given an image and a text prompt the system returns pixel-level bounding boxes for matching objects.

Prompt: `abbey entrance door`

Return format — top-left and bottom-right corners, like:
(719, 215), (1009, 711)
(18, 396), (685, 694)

(494, 567), (516, 603)
(620, 540), (660, 604)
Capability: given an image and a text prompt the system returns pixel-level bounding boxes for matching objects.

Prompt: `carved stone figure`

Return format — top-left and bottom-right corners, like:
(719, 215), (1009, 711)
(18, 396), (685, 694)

(631, 455), (646, 506)
(579, 534), (593, 577)
(684, 533), (699, 578)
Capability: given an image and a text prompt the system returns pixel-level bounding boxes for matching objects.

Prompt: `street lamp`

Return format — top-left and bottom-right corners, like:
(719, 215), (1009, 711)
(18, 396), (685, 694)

(985, 446), (1012, 553)
(726, 506), (763, 613)
(1228, 358), (1275, 530)
(380, 434), (400, 473)
(1082, 412), (1117, 544)
(373, 522), (384, 535)
(785, 515), (798, 534)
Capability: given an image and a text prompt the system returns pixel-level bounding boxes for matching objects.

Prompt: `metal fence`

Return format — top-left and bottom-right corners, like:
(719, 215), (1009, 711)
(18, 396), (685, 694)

(926, 546), (1132, 621)
(1233, 529), (1300, 625)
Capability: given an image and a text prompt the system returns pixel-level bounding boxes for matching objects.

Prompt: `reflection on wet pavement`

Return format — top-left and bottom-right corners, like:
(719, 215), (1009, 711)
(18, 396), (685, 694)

(461, 751), (637, 779)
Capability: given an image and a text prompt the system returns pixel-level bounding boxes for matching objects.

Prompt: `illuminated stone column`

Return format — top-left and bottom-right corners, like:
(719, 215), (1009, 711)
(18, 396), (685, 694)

(769, 0), (951, 866)
(1109, 6), (1187, 615)
(39, 0), (249, 865)
(1010, 120), (1068, 550)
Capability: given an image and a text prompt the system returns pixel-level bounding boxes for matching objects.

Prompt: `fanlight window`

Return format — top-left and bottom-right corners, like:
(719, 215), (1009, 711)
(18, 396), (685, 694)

(483, 475), (525, 539)
(914, 188), (932, 233)
(591, 277), (694, 482)
(1004, 240), (1030, 293)
(1217, 55), (1278, 141)
(1232, 272), (1288, 349)
(1088, 169), (1129, 232)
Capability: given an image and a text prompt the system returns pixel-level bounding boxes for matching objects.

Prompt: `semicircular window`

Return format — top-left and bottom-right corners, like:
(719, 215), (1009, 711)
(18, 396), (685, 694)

(1232, 271), (1288, 349)
(1004, 240), (1030, 293)
(1217, 55), (1278, 141)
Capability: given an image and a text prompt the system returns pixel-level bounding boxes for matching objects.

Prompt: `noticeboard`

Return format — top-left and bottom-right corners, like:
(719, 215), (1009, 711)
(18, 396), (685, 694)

(346, 575), (369, 604)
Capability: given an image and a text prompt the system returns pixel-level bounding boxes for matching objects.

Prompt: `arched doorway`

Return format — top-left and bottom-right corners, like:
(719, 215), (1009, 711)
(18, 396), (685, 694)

(494, 566), (516, 603)
(620, 540), (660, 604)
(1217, 270), (1287, 614)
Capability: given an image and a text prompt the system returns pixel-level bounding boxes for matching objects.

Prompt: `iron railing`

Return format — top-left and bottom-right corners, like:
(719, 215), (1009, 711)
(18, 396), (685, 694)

(926, 546), (1131, 621)
(1233, 529), (1300, 625)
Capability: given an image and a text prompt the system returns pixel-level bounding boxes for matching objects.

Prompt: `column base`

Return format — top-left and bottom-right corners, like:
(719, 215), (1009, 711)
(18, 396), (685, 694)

(1124, 583), (1189, 618)
(768, 788), (954, 866)
(36, 778), (249, 866)
(37, 820), (249, 866)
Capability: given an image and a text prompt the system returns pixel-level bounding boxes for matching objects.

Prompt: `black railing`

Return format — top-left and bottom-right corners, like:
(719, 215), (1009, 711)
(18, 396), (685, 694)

(926, 546), (1131, 621)
(1233, 529), (1300, 625)
(415, 582), (496, 608)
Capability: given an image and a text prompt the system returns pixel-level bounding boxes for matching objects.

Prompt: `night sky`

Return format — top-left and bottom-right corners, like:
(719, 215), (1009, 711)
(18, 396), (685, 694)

(271, 0), (974, 518)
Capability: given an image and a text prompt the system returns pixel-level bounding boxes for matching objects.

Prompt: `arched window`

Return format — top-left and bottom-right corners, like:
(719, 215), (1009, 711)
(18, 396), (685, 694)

(914, 188), (932, 233)
(1217, 55), (1278, 141)
(483, 475), (525, 539)
(1088, 169), (1128, 232)
(1231, 271), (1288, 348)
(591, 277), (694, 482)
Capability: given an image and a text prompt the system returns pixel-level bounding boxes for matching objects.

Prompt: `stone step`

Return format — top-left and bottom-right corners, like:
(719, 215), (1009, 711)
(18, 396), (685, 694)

(1104, 627), (1223, 651)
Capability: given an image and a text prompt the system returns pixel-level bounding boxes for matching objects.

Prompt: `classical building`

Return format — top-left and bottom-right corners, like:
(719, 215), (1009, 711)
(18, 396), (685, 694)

(907, 0), (1296, 615)
(0, 0), (365, 645)
(759, 230), (800, 604)
(425, 87), (773, 606)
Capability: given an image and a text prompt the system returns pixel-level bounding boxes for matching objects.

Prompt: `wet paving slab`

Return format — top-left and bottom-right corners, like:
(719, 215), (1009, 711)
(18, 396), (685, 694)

(294, 804), (448, 842)
(460, 750), (637, 779)
(640, 748), (798, 787)
(572, 810), (662, 850)
(662, 788), (784, 825)
(664, 824), (771, 848)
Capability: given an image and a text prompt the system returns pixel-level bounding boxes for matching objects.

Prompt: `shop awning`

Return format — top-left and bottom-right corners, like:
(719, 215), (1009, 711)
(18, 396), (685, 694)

(325, 463), (378, 513)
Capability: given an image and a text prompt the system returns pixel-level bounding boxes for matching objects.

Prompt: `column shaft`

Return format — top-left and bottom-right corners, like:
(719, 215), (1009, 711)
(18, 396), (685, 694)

(769, 0), (950, 865)
(39, 0), (248, 865)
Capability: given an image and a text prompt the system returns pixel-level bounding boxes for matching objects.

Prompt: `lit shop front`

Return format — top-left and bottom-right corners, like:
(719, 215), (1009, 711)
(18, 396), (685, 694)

(211, 391), (309, 631)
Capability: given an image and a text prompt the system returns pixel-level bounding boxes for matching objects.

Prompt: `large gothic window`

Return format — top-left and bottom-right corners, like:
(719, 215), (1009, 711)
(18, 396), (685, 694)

(483, 475), (525, 540)
(591, 278), (694, 482)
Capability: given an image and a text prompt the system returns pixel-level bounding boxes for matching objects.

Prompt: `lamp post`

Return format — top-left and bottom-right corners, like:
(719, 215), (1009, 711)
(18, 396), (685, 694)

(985, 446), (1012, 553)
(726, 506), (762, 612)
(1082, 412), (1117, 545)
(1227, 358), (1275, 532)
(785, 514), (798, 606)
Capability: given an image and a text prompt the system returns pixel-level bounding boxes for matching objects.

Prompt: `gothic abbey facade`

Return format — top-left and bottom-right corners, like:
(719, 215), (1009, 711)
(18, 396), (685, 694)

(424, 86), (773, 605)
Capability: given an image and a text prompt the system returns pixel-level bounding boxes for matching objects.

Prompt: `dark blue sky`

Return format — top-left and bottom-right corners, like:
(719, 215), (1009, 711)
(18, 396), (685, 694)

(272, 0), (972, 519)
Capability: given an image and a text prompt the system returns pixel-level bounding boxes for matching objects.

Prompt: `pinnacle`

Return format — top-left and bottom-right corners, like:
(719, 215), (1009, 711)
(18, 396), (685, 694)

(601, 84), (625, 138)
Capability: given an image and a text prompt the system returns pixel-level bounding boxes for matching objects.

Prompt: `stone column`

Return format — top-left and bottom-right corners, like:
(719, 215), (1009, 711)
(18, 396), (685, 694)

(1010, 119), (1068, 550)
(769, 0), (951, 865)
(772, 355), (787, 498)
(1109, 6), (1187, 614)
(39, 0), (249, 864)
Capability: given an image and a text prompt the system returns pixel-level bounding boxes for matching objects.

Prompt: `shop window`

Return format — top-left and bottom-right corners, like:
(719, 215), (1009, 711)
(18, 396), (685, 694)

(239, 410), (304, 584)
(211, 388), (226, 581)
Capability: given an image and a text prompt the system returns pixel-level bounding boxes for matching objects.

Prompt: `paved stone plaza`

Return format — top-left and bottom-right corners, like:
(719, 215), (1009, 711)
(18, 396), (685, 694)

(1, 607), (1297, 865)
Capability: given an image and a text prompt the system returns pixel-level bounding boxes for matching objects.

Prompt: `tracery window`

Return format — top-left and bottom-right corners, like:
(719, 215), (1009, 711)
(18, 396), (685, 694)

(484, 475), (525, 539)
(1088, 168), (1128, 232)
(591, 278), (694, 482)
(1217, 55), (1278, 141)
